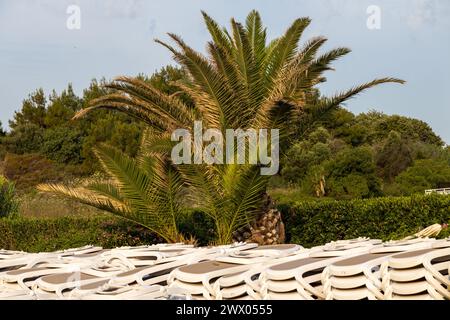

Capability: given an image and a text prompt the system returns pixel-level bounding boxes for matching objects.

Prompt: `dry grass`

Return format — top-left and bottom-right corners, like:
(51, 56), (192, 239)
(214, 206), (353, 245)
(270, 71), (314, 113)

(268, 187), (319, 204)
(18, 192), (103, 218)
(19, 187), (315, 219)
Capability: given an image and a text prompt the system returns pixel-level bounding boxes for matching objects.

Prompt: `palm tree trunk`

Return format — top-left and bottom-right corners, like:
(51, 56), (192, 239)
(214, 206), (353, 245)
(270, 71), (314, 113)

(232, 193), (286, 245)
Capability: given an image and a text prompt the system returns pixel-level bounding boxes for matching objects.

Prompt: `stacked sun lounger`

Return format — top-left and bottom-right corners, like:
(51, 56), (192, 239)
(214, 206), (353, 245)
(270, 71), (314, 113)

(321, 238), (437, 300)
(383, 240), (450, 299)
(1, 238), (449, 300)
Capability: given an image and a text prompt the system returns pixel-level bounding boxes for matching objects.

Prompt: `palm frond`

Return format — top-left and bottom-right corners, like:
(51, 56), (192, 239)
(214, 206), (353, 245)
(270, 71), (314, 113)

(245, 9), (267, 68)
(73, 94), (168, 132)
(158, 34), (235, 129)
(222, 166), (269, 242)
(315, 77), (405, 116)
(93, 144), (152, 213)
(265, 17), (311, 85)
(36, 183), (130, 215)
(106, 77), (195, 128)
(202, 11), (233, 55)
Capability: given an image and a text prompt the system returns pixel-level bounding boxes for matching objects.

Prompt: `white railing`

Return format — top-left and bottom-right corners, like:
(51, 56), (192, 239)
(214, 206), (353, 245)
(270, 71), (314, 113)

(425, 188), (450, 195)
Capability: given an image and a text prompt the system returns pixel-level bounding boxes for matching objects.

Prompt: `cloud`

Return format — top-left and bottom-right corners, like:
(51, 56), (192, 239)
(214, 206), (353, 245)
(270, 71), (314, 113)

(102, 0), (145, 19)
(321, 0), (362, 17)
(407, 0), (439, 29)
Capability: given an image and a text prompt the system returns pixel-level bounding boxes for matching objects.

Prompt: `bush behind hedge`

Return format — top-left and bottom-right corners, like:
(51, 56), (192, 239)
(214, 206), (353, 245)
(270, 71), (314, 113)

(282, 194), (450, 247)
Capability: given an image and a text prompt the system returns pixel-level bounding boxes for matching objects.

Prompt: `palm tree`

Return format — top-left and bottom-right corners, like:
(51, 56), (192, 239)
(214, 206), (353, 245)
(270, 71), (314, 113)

(40, 10), (404, 245)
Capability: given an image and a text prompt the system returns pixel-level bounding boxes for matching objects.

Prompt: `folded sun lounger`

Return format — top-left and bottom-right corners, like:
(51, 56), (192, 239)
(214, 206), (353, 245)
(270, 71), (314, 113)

(258, 239), (384, 300)
(383, 247), (450, 300)
(321, 238), (440, 300)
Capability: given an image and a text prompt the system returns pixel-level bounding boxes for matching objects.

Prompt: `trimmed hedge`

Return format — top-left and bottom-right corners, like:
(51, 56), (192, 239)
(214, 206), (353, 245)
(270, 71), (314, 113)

(0, 216), (162, 252)
(0, 211), (215, 252)
(1, 195), (449, 252)
(281, 194), (450, 247)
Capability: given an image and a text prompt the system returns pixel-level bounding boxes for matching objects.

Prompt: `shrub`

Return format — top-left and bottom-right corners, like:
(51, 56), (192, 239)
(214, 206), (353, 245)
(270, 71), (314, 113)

(41, 126), (85, 165)
(281, 194), (450, 247)
(2, 153), (84, 192)
(325, 146), (382, 199)
(392, 159), (450, 195)
(178, 210), (216, 246)
(0, 176), (19, 218)
(1, 123), (45, 155)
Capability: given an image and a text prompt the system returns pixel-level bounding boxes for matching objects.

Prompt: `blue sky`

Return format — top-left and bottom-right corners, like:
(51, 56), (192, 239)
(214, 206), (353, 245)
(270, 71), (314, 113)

(1, 0), (449, 143)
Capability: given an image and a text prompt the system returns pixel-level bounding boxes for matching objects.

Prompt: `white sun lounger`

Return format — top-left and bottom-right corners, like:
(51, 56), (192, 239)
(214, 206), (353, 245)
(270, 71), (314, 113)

(383, 247), (450, 300)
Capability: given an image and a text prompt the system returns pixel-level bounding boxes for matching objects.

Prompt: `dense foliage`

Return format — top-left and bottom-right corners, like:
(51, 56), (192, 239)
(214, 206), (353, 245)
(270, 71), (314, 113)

(278, 109), (449, 198)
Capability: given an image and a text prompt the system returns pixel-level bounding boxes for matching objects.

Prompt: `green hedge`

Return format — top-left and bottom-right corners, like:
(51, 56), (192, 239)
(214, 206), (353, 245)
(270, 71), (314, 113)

(0, 211), (215, 252)
(1, 195), (449, 252)
(0, 216), (162, 252)
(281, 194), (450, 247)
